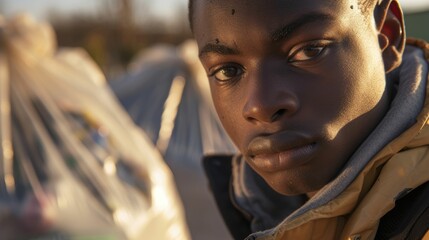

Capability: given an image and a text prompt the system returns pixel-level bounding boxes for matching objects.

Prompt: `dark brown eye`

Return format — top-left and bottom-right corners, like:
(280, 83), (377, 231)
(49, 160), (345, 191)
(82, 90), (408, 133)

(290, 46), (325, 62)
(214, 66), (243, 81)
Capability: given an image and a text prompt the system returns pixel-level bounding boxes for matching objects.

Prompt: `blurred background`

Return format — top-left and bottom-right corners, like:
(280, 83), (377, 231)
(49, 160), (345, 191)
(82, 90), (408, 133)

(1, 0), (191, 79)
(1, 1), (428, 240)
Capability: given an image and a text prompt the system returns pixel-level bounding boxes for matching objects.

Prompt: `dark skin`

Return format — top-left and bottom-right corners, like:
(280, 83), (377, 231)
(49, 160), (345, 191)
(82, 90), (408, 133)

(192, 0), (405, 196)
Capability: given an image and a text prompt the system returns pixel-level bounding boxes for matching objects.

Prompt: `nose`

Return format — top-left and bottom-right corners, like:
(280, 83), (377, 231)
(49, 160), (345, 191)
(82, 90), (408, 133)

(242, 76), (299, 124)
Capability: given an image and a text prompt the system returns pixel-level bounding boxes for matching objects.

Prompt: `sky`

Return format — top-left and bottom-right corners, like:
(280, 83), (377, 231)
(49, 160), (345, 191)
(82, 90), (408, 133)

(0, 0), (187, 22)
(401, 0), (429, 12)
(1, 0), (429, 23)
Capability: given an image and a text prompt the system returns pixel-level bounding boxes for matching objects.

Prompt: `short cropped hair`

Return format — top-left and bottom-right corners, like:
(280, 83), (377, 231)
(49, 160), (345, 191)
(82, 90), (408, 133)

(188, 0), (378, 31)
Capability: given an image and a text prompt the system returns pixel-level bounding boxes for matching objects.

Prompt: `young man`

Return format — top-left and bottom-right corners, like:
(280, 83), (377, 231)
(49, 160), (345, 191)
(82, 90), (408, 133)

(189, 0), (429, 239)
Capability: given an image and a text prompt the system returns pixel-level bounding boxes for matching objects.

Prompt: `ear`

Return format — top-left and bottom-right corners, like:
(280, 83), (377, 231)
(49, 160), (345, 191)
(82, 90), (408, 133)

(374, 0), (405, 73)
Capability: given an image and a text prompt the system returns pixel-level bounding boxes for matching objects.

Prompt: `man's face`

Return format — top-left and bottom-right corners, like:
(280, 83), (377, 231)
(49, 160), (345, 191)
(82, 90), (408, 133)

(193, 0), (392, 195)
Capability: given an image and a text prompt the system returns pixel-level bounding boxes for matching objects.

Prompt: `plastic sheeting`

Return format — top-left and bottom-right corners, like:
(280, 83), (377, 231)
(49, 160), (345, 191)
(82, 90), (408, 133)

(110, 41), (237, 240)
(0, 14), (190, 240)
(110, 40), (236, 170)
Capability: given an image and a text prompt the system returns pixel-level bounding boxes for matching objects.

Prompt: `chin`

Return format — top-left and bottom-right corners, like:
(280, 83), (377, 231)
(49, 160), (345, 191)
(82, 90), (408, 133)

(266, 176), (325, 197)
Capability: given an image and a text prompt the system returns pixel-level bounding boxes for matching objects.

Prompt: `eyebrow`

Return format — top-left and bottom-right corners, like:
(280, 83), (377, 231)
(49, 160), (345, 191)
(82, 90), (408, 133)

(198, 12), (333, 58)
(199, 43), (240, 58)
(271, 13), (333, 42)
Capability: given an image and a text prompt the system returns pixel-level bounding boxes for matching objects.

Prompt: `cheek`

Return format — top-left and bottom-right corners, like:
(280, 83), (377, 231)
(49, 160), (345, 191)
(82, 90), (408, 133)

(319, 58), (388, 152)
(321, 42), (386, 122)
(339, 52), (386, 117)
(211, 87), (245, 147)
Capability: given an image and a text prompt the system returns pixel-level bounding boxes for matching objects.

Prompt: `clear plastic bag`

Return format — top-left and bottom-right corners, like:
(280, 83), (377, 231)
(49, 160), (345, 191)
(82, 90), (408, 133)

(0, 14), (190, 240)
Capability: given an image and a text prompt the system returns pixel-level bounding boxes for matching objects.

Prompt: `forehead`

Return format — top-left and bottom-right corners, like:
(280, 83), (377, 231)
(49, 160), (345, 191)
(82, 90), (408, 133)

(193, 0), (361, 50)
(193, 0), (357, 20)
(193, 0), (359, 39)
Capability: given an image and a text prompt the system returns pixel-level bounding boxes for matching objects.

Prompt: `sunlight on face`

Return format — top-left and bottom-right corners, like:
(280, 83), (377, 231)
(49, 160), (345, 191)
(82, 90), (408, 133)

(193, 0), (392, 195)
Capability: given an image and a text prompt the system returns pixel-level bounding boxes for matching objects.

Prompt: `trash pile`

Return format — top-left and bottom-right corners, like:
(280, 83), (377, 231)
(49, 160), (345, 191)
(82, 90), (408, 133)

(0, 14), (190, 240)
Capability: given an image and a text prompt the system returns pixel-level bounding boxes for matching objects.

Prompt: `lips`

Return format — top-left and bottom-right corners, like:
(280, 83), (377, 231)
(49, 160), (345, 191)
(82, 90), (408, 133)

(247, 132), (317, 172)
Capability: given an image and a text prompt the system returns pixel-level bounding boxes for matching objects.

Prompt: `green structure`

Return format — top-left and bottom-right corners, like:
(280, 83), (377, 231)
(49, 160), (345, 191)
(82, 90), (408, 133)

(405, 10), (429, 41)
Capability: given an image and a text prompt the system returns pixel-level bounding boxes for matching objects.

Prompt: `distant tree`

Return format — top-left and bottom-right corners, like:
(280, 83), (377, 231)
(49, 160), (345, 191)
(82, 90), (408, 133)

(119, 0), (133, 29)
(45, 0), (192, 78)
(0, 0), (4, 15)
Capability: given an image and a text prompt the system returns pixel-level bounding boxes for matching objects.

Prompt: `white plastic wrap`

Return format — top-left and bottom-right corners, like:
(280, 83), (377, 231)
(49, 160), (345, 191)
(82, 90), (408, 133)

(0, 14), (190, 240)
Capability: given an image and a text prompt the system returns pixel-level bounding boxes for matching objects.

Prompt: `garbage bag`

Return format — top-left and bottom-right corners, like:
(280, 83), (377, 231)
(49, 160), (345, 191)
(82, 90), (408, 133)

(0, 14), (190, 240)
(110, 41), (237, 240)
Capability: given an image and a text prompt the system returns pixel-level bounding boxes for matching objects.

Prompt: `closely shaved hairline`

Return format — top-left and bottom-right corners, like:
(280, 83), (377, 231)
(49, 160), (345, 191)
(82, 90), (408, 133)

(358, 0), (378, 15)
(188, 0), (378, 31)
